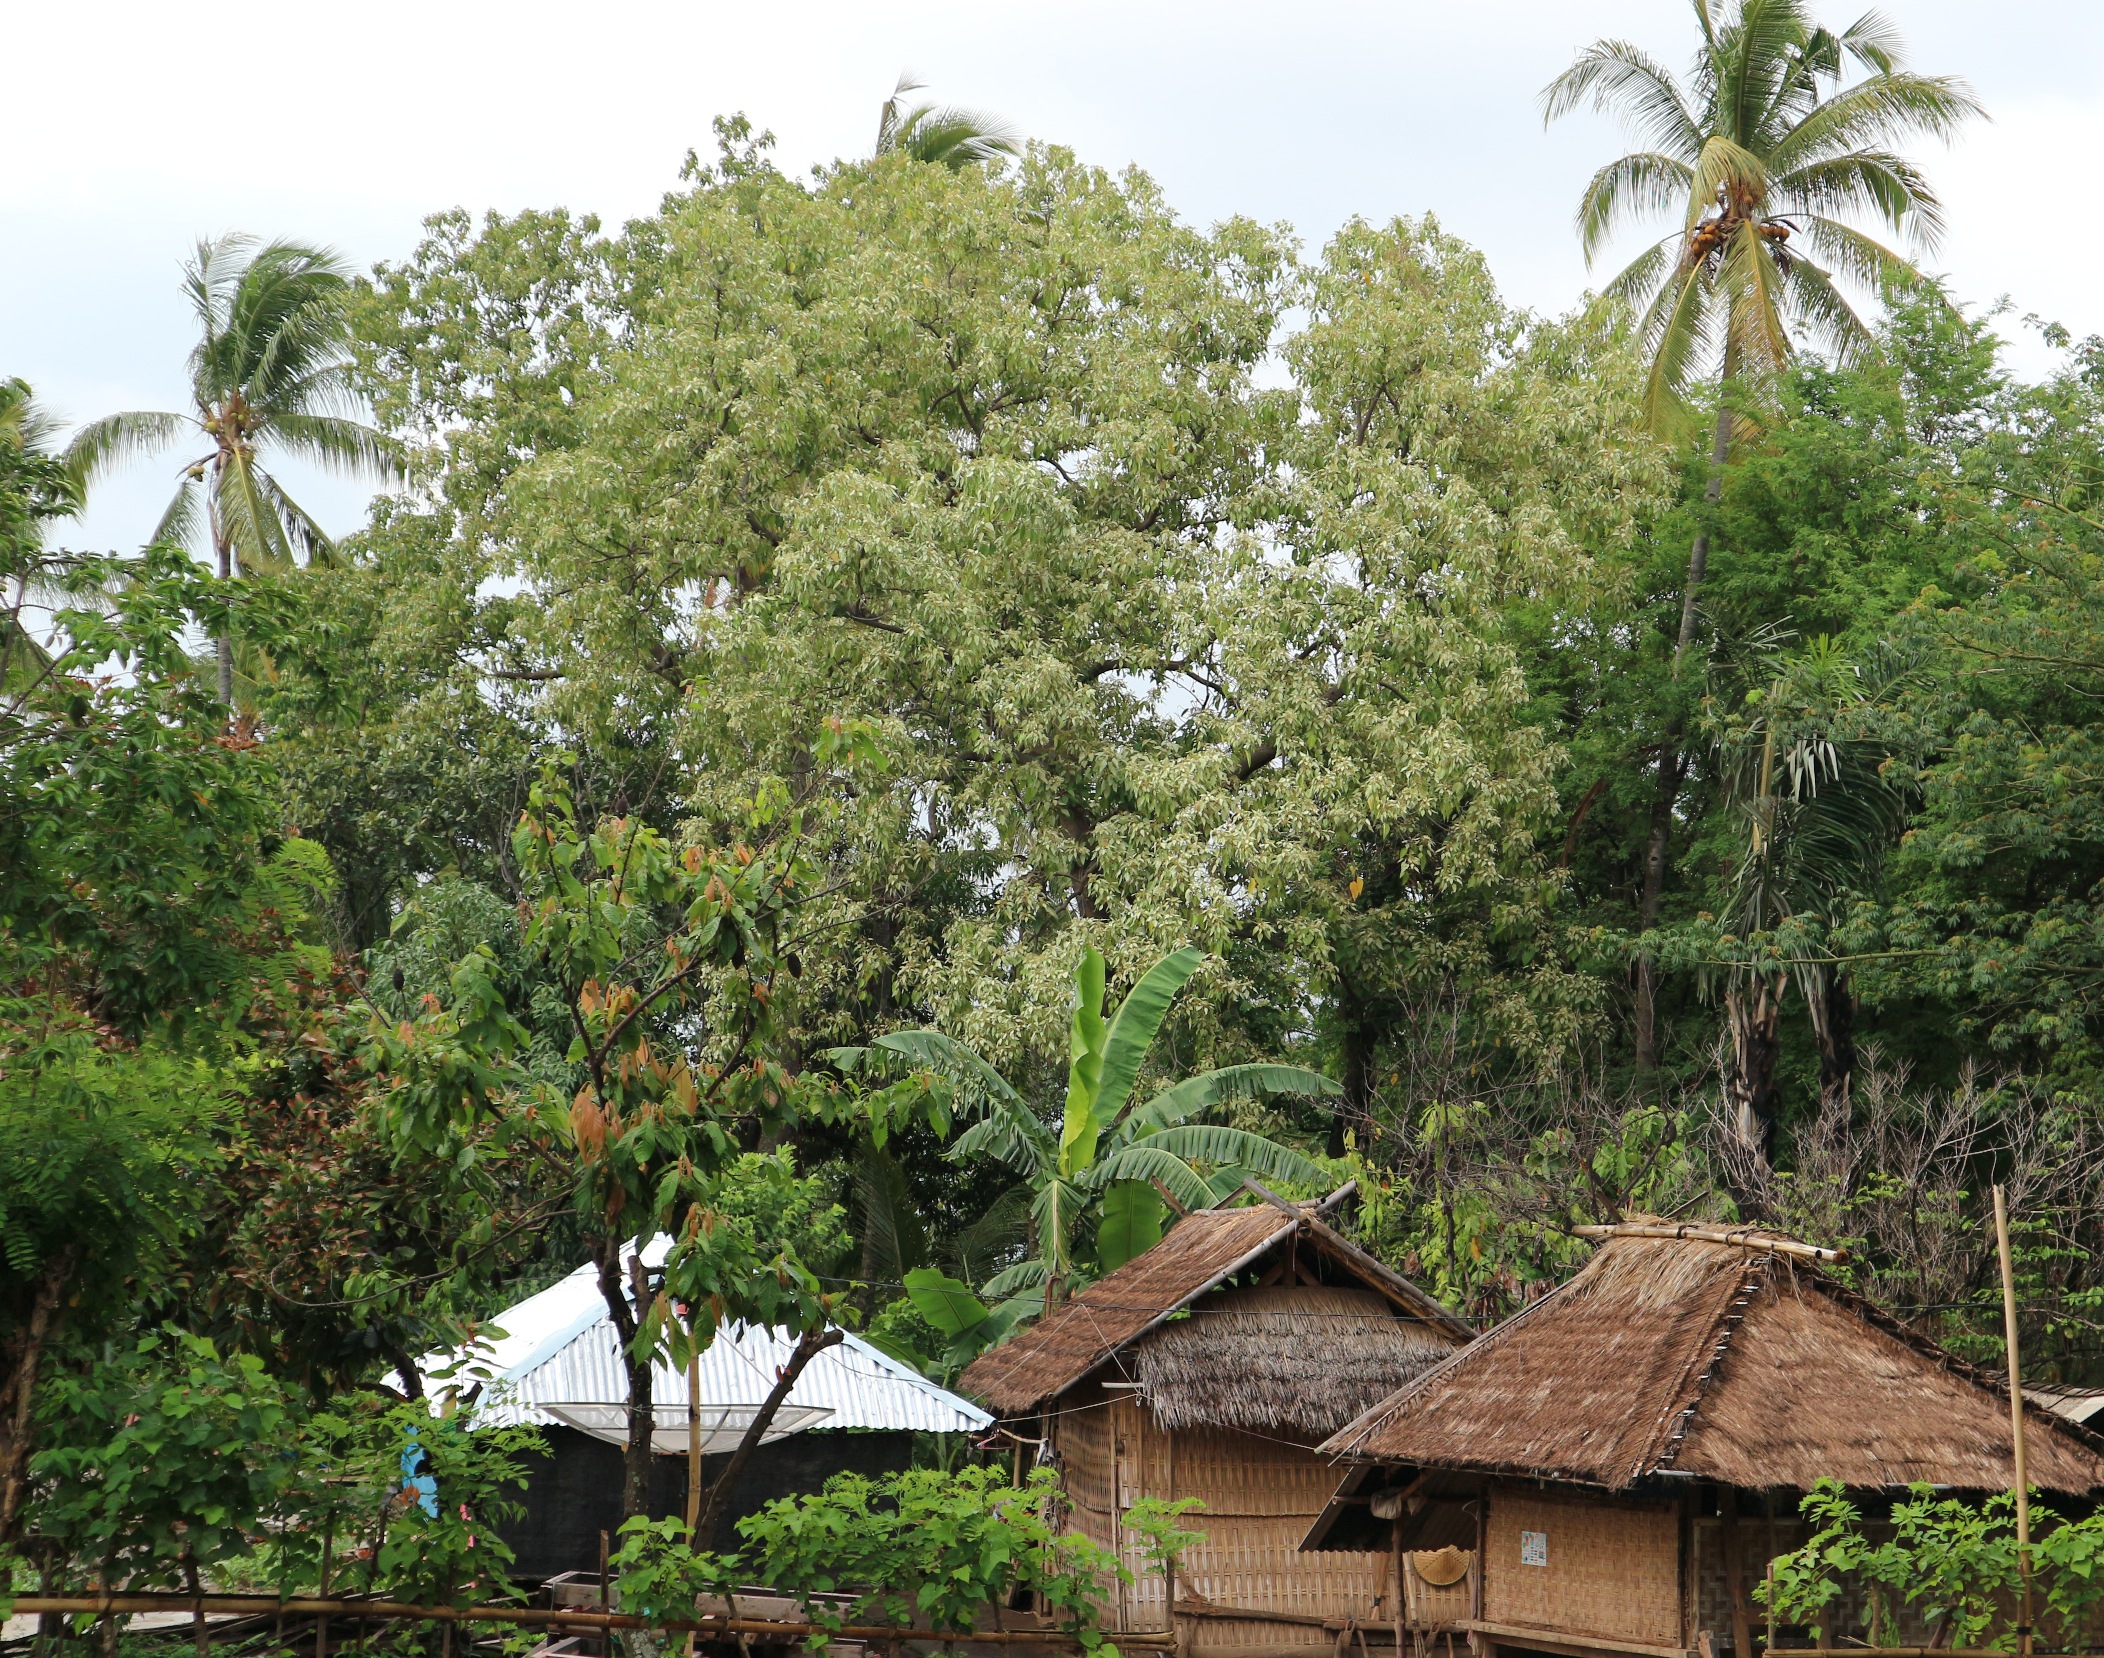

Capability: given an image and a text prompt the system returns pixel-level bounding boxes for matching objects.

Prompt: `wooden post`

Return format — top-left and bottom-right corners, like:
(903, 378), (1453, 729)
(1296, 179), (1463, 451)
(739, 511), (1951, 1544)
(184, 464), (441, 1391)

(1993, 1186), (2035, 1658)
(1766, 1560), (1776, 1658)
(687, 1347), (702, 1657)
(598, 1528), (611, 1658)
(1722, 1498), (1754, 1658)
(1391, 1516), (1406, 1658)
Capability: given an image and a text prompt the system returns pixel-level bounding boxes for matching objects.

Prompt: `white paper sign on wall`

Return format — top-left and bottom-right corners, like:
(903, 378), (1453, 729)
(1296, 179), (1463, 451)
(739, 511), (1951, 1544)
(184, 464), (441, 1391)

(1519, 1530), (1549, 1567)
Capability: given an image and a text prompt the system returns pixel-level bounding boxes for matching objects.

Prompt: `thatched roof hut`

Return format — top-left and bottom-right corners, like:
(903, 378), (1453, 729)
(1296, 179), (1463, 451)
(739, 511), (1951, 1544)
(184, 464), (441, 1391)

(961, 1188), (1470, 1654)
(963, 1192), (1471, 1435)
(1306, 1223), (2104, 1658)
(1321, 1221), (2104, 1494)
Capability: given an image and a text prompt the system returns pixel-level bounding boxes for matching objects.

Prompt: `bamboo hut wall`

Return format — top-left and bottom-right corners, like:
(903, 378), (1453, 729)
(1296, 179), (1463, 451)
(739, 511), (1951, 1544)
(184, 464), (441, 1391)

(1053, 1380), (1117, 1555)
(1053, 1385), (1390, 1650)
(1481, 1487), (1682, 1649)
(1691, 1511), (1815, 1654)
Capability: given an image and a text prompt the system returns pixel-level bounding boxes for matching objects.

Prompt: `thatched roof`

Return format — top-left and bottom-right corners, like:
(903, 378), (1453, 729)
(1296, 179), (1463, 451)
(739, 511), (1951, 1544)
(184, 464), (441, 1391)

(1132, 1284), (1456, 1436)
(1322, 1224), (2104, 1496)
(960, 1198), (1470, 1420)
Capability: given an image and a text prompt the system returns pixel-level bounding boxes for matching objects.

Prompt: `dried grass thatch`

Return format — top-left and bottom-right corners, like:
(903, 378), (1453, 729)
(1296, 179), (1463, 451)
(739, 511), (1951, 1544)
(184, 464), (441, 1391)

(961, 1203), (1469, 1419)
(1133, 1285), (1455, 1436)
(1323, 1225), (2104, 1495)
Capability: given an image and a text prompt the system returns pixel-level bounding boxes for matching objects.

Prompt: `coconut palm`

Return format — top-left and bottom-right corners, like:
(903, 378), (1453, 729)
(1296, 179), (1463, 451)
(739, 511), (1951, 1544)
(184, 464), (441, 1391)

(0, 379), (85, 693)
(865, 946), (1335, 1355)
(1542, 0), (1978, 1064)
(67, 234), (399, 705)
(873, 73), (1022, 169)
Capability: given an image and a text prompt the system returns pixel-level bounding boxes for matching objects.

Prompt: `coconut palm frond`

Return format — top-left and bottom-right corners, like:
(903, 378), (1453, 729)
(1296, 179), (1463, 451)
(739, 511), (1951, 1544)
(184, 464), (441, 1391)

(1794, 213), (1913, 297)
(1769, 73), (1982, 181)
(1778, 254), (1878, 367)
(1541, 40), (1705, 158)
(150, 478), (207, 553)
(1578, 152), (1698, 266)
(1781, 153), (1944, 245)
(253, 466), (336, 568)
(65, 410), (192, 492)
(267, 410), (402, 485)
(873, 72), (1020, 169)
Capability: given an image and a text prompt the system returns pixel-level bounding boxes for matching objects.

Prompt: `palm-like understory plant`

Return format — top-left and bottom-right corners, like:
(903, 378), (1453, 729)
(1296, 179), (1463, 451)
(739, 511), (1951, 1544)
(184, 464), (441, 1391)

(1704, 637), (1905, 1162)
(67, 234), (399, 705)
(1543, 0), (1977, 1064)
(873, 74), (1022, 170)
(871, 946), (1334, 1359)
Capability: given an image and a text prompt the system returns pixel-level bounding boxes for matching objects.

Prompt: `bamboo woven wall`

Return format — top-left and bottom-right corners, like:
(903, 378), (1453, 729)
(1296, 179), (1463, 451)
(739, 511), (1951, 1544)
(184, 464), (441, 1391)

(1481, 1487), (1681, 1649)
(1692, 1512), (1815, 1653)
(1400, 1555), (1473, 1627)
(1049, 1386), (1389, 1652)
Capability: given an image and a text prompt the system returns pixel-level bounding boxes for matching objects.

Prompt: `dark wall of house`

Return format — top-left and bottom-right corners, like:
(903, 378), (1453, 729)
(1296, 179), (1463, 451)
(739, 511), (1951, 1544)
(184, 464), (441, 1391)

(498, 1427), (926, 1582)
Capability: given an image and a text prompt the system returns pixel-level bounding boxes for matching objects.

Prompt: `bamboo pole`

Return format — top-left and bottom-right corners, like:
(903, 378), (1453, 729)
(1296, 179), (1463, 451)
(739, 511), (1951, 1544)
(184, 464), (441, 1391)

(3, 1594), (1177, 1649)
(1571, 1225), (1846, 1264)
(1993, 1186), (2035, 1658)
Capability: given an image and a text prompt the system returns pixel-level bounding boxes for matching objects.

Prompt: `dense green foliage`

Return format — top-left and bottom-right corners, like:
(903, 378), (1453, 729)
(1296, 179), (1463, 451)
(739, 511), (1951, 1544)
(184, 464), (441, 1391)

(10, 3), (2104, 1635)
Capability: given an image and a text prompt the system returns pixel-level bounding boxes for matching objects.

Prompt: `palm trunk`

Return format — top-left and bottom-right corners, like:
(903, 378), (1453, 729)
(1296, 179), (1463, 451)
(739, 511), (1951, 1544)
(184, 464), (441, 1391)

(1635, 391), (1734, 1069)
(212, 511), (234, 709)
(1809, 969), (1856, 1116)
(1723, 970), (1784, 1165)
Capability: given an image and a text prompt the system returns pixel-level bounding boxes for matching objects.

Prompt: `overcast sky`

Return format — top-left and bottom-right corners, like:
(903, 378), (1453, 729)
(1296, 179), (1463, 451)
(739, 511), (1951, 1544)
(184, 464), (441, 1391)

(8, 0), (2097, 552)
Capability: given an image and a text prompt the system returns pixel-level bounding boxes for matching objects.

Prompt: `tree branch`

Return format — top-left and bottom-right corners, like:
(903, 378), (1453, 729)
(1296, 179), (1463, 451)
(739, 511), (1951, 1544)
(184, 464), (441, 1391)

(691, 1326), (843, 1544)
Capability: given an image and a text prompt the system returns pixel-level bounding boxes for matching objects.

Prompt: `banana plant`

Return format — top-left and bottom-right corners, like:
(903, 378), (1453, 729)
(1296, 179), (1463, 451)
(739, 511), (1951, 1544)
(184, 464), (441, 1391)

(876, 945), (1336, 1347)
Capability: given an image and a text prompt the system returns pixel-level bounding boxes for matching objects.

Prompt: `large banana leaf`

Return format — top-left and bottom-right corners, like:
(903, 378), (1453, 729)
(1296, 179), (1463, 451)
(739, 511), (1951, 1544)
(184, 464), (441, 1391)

(1059, 945), (1109, 1174)
(982, 1256), (1050, 1301)
(1093, 947), (1206, 1134)
(902, 1267), (990, 1336)
(1113, 1124), (1326, 1189)
(1078, 1143), (1217, 1211)
(1030, 1170), (1086, 1277)
(947, 1112), (1044, 1174)
(1121, 1062), (1339, 1137)
(1095, 1180), (1166, 1271)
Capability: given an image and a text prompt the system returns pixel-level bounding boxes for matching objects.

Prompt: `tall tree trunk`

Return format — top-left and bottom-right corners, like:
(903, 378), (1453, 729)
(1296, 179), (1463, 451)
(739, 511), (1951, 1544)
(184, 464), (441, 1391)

(595, 1244), (658, 1524)
(692, 1327), (843, 1547)
(1635, 393), (1735, 1069)
(1333, 1019), (1375, 1159)
(1810, 969), (1857, 1116)
(0, 1252), (72, 1545)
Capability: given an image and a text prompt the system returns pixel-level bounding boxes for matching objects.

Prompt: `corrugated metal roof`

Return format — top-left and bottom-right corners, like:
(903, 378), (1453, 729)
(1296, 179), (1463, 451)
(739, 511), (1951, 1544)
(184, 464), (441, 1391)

(419, 1239), (990, 1437)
